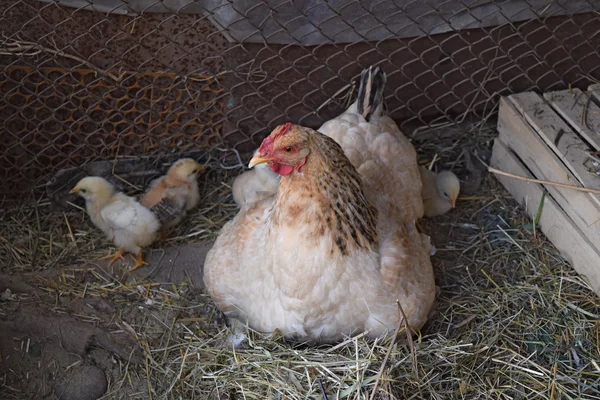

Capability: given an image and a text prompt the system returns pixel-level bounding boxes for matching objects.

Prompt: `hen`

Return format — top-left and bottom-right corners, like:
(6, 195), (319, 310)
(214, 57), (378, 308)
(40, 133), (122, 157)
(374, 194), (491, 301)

(204, 70), (435, 344)
(232, 149), (281, 207)
(140, 158), (202, 236)
(419, 166), (460, 217)
(71, 177), (160, 271)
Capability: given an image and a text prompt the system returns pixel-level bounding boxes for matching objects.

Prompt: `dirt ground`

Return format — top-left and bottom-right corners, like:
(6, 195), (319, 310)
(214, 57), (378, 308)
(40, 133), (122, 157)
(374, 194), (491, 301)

(0, 242), (215, 399)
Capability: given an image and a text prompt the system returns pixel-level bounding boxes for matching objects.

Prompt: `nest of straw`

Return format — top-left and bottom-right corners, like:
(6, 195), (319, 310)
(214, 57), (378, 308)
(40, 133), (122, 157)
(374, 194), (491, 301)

(1, 119), (599, 400)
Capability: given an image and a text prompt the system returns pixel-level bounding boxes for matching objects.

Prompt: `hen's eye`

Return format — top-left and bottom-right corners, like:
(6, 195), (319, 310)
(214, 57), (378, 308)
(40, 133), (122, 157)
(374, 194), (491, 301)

(80, 189), (87, 194)
(284, 146), (293, 153)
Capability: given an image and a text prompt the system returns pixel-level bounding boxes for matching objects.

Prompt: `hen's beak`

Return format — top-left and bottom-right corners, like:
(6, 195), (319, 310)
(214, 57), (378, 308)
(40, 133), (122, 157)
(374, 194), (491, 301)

(249, 154), (272, 168)
(70, 187), (79, 194)
(451, 198), (457, 208)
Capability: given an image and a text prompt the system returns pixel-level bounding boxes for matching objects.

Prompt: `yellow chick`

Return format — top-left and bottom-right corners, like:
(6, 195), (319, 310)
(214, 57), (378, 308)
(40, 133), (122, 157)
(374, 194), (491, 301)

(232, 150), (281, 207)
(139, 158), (202, 237)
(71, 176), (160, 271)
(419, 165), (460, 217)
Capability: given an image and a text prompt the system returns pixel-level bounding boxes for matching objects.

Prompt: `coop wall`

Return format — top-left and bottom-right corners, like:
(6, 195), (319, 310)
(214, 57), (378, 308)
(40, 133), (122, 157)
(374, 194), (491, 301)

(1, 0), (600, 196)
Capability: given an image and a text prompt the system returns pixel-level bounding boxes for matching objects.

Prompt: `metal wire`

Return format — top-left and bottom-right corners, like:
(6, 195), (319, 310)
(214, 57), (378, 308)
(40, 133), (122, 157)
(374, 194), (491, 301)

(1, 0), (600, 196)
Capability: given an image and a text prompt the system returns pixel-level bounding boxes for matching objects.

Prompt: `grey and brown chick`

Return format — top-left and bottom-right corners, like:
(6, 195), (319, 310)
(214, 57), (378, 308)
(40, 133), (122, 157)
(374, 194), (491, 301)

(71, 176), (160, 271)
(419, 166), (460, 217)
(139, 158), (202, 237)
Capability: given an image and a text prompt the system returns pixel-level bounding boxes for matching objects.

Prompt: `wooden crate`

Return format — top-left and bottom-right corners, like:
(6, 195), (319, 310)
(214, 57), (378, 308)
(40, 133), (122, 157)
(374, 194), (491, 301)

(493, 86), (600, 296)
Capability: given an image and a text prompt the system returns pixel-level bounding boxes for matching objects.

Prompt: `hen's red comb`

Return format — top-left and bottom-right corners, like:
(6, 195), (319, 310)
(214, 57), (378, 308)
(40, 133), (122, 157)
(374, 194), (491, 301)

(259, 123), (293, 154)
(272, 122), (293, 139)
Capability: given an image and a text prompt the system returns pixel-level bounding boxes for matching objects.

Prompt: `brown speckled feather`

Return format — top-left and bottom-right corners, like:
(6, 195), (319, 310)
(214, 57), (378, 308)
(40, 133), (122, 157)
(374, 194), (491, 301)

(149, 187), (187, 225)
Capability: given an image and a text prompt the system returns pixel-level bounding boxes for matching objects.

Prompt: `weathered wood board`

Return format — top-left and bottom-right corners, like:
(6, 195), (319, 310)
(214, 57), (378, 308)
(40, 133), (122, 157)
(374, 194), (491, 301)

(497, 96), (600, 246)
(588, 84), (600, 103)
(491, 139), (600, 296)
(544, 88), (600, 151)
(495, 88), (600, 296)
(505, 92), (600, 193)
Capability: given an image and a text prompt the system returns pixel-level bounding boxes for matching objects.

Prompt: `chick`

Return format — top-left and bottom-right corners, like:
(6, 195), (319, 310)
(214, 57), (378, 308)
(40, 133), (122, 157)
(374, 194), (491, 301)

(232, 150), (281, 207)
(419, 165), (460, 217)
(139, 158), (202, 238)
(71, 176), (160, 271)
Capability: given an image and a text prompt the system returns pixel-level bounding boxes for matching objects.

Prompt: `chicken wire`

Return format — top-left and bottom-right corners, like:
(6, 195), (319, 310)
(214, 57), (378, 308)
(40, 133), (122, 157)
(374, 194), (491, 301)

(1, 0), (600, 197)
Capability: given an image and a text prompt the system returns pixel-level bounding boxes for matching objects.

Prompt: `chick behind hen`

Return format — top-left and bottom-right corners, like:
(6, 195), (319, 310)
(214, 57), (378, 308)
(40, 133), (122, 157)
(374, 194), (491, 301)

(71, 176), (160, 271)
(232, 149), (281, 207)
(419, 166), (460, 217)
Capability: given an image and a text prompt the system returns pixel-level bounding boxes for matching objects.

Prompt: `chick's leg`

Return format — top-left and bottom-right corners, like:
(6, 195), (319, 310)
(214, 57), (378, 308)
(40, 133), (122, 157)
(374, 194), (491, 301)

(99, 249), (126, 266)
(128, 251), (148, 272)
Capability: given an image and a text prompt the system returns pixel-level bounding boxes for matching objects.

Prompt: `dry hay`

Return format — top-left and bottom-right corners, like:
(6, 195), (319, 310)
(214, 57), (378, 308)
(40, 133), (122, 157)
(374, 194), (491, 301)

(1, 120), (599, 400)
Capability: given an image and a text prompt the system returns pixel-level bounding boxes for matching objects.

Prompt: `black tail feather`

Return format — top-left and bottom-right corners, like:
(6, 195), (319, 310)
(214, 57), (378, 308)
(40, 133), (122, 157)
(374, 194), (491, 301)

(356, 66), (387, 122)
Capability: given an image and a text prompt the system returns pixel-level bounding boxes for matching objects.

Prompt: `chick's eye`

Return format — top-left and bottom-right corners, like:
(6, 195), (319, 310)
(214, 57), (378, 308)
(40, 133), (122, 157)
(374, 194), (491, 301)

(284, 146), (293, 153)
(80, 189), (87, 194)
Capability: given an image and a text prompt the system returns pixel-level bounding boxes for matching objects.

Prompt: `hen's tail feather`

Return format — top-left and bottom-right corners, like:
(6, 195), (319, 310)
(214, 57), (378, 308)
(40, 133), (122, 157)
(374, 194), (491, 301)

(356, 66), (387, 122)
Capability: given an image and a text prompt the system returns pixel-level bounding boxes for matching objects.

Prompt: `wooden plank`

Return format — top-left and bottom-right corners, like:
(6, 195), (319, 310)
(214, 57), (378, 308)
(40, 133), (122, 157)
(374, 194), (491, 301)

(589, 84), (600, 103)
(491, 139), (600, 296)
(507, 92), (600, 192)
(543, 88), (600, 151)
(497, 97), (600, 247)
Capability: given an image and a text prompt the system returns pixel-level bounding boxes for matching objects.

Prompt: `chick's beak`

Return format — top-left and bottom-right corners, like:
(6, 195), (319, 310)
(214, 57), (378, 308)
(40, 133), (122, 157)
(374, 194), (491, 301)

(248, 153), (272, 168)
(70, 187), (79, 194)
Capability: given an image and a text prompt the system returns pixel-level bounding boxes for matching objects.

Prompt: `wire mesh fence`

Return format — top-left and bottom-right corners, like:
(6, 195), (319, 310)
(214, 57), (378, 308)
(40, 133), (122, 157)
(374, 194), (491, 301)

(1, 0), (600, 198)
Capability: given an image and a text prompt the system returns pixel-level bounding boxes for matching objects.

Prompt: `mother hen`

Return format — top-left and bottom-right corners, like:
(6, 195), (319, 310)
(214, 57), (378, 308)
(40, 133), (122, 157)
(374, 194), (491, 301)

(203, 69), (436, 344)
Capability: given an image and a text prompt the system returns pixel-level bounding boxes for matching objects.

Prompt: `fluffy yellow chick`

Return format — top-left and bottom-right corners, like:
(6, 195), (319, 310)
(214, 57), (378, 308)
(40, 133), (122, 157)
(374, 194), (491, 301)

(139, 159), (202, 237)
(71, 176), (160, 271)
(419, 166), (460, 217)
(232, 150), (281, 207)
